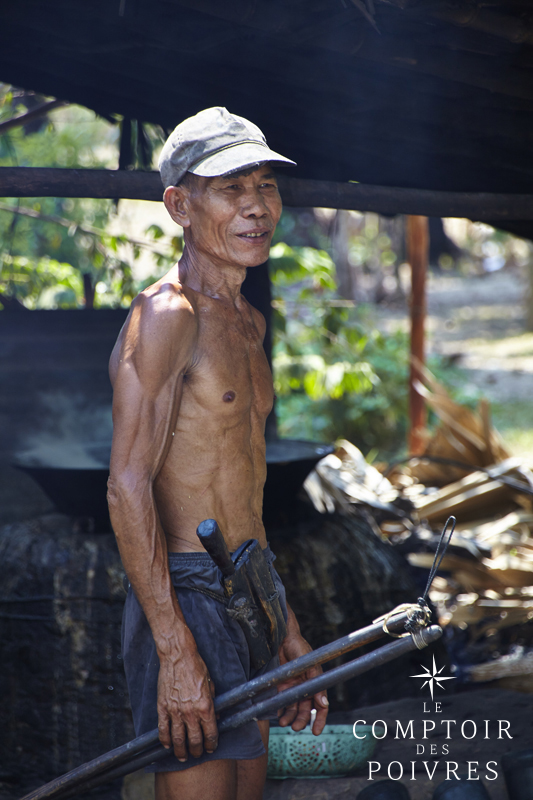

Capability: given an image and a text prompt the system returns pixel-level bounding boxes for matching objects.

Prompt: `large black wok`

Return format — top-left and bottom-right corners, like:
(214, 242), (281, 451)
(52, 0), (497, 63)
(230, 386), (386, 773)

(15, 439), (332, 532)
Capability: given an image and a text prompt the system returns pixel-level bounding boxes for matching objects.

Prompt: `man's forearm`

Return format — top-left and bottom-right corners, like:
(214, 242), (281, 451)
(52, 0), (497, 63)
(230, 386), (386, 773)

(108, 476), (196, 658)
(108, 475), (218, 760)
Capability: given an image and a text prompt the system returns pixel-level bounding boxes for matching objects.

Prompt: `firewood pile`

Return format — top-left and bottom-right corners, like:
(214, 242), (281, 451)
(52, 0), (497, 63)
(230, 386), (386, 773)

(304, 371), (533, 690)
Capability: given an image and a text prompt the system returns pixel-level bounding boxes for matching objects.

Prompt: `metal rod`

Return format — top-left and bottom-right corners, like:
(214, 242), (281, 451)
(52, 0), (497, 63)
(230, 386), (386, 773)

(20, 611), (410, 800)
(64, 626), (444, 794)
(56, 745), (164, 800)
(219, 626), (442, 733)
(19, 729), (164, 800)
(56, 627), (444, 796)
(21, 622), (441, 800)
(2, 167), (533, 219)
(215, 610), (410, 712)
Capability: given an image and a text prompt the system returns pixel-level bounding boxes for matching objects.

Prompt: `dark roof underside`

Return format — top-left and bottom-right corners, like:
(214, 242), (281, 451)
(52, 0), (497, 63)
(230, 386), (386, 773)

(1, 1), (533, 230)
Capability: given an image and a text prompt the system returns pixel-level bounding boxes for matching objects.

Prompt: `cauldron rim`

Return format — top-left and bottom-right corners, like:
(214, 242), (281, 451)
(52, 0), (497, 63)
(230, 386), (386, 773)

(13, 439), (334, 471)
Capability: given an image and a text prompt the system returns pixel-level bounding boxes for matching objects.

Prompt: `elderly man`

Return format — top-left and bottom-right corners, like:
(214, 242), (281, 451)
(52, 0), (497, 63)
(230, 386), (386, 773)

(107, 107), (328, 800)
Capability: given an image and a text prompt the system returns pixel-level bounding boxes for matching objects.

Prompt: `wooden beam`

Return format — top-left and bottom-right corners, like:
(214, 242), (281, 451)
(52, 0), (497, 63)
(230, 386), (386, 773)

(277, 176), (533, 220)
(2, 167), (533, 220)
(0, 167), (163, 201)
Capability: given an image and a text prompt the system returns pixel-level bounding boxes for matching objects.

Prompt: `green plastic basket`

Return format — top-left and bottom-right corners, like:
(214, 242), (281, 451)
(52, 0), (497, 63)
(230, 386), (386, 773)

(267, 724), (385, 780)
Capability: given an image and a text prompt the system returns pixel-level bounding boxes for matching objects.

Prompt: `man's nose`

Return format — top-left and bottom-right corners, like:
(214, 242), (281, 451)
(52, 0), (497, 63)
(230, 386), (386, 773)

(241, 188), (268, 217)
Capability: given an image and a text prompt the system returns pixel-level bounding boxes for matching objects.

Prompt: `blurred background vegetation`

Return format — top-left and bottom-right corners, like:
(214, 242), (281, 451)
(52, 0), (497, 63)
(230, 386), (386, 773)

(0, 86), (179, 310)
(1, 84), (531, 459)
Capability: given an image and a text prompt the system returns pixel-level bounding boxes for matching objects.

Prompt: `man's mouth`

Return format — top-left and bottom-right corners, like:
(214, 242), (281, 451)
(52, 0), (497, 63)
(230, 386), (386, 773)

(237, 230), (269, 239)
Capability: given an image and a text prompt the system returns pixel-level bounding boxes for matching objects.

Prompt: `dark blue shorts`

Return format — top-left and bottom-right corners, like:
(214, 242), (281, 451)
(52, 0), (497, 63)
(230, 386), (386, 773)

(121, 545), (287, 772)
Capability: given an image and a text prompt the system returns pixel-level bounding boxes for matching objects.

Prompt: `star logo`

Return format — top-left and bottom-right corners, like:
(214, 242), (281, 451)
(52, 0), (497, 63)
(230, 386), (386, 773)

(411, 656), (456, 699)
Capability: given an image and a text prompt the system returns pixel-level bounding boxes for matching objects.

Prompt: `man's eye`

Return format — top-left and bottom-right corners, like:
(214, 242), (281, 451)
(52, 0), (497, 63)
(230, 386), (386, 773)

(260, 182), (276, 189)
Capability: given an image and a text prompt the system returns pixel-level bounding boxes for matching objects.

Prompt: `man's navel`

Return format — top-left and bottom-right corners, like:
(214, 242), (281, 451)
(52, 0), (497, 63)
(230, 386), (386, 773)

(223, 391), (236, 403)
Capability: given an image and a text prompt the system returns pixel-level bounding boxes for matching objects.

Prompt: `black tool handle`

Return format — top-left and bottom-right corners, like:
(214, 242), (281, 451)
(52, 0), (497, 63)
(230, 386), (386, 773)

(196, 519), (235, 578)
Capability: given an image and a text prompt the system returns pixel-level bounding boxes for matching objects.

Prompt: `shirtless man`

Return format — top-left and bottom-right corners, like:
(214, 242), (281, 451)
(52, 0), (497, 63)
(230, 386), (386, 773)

(107, 108), (328, 800)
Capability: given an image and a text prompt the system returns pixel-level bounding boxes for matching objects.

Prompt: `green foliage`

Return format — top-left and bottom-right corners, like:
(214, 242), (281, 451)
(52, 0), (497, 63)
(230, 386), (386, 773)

(270, 242), (411, 452)
(0, 95), (115, 271)
(0, 87), (178, 308)
(270, 240), (481, 455)
(0, 255), (83, 309)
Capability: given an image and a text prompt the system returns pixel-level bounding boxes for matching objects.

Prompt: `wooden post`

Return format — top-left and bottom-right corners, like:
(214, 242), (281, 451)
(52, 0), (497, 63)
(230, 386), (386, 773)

(406, 215), (429, 455)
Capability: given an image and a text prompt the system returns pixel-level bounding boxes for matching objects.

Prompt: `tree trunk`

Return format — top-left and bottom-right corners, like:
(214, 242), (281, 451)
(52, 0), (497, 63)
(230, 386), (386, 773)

(332, 210), (356, 301)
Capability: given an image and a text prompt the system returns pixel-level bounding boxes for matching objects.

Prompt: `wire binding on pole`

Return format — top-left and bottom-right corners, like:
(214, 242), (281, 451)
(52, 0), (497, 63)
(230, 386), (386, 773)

(374, 516), (456, 639)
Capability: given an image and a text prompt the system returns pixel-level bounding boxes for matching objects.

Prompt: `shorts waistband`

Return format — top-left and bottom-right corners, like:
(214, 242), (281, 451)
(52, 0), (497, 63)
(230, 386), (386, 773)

(168, 551), (215, 566)
(168, 543), (274, 567)
(124, 544), (274, 594)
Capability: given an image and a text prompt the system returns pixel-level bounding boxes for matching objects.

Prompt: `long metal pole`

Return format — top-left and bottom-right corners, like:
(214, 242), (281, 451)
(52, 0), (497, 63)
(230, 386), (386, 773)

(216, 610), (410, 712)
(50, 626), (443, 800)
(19, 611), (412, 800)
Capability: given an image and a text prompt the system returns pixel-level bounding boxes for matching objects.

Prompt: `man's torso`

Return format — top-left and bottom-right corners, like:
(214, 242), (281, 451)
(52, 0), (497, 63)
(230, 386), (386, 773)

(110, 276), (273, 553)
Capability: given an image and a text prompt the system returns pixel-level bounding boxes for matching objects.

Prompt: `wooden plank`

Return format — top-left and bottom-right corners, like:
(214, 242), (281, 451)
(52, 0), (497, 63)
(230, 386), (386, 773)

(457, 511), (533, 541)
(416, 480), (510, 522)
(3, 168), (533, 219)
(468, 652), (533, 683)
(407, 552), (504, 590)
(414, 470), (492, 513)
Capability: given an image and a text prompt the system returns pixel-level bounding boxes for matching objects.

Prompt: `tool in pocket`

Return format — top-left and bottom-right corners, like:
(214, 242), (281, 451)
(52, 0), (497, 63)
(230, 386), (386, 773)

(196, 519), (287, 670)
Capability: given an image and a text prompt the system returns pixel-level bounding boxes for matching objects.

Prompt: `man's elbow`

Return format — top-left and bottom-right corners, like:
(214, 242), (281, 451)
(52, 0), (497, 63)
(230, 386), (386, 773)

(107, 471), (151, 521)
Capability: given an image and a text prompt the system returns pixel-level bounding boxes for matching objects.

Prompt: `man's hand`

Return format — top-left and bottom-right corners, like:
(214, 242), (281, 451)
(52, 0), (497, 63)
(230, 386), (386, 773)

(157, 640), (218, 761)
(276, 609), (329, 736)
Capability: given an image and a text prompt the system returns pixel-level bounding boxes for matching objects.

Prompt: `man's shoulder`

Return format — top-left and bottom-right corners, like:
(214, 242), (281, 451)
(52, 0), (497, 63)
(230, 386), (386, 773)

(115, 274), (198, 372)
(133, 273), (196, 326)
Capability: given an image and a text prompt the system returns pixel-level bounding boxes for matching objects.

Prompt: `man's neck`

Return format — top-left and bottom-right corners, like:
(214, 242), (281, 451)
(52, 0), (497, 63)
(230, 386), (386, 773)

(178, 246), (246, 302)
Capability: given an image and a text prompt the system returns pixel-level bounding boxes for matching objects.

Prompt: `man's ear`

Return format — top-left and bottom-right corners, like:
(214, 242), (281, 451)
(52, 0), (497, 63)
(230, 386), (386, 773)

(163, 186), (191, 228)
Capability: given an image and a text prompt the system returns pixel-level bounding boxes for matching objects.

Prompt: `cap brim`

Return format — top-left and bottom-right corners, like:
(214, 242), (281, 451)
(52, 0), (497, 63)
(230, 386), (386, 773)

(189, 142), (296, 177)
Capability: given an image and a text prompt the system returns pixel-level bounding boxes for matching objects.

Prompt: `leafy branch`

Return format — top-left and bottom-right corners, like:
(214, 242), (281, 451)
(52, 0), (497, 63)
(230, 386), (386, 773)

(0, 201), (177, 261)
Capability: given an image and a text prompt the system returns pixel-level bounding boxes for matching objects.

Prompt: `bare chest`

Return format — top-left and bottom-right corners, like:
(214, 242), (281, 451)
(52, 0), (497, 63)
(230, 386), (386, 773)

(183, 303), (273, 421)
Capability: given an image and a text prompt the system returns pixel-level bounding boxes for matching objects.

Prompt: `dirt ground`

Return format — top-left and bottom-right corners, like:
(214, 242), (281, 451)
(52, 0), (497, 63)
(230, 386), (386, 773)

(425, 267), (532, 403)
(377, 265), (533, 459)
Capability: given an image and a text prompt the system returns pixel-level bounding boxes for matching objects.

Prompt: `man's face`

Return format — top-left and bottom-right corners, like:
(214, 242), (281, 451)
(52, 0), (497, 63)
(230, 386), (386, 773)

(178, 164), (282, 269)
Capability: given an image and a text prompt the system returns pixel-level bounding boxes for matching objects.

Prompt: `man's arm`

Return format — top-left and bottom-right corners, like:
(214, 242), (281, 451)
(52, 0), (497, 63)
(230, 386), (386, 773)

(107, 285), (218, 762)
